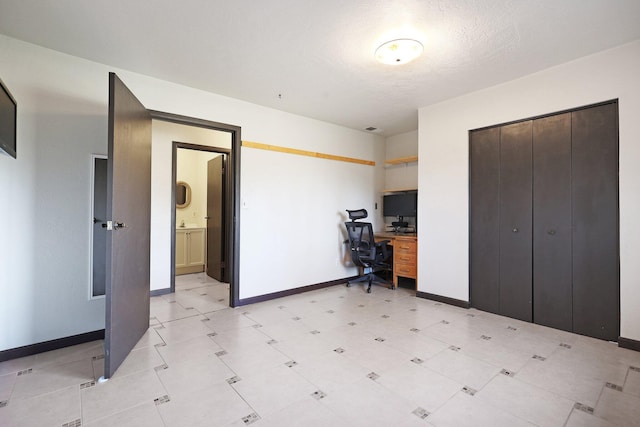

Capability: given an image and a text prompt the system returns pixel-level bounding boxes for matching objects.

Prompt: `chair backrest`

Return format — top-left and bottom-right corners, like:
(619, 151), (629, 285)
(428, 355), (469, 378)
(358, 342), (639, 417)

(345, 220), (376, 267)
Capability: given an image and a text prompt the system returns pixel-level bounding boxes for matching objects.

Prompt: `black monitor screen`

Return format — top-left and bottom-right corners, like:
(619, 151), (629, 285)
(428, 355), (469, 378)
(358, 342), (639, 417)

(0, 78), (17, 159)
(383, 192), (417, 217)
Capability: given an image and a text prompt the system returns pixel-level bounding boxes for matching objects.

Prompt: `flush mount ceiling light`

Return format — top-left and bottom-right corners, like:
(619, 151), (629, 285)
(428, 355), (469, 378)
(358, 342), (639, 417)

(375, 38), (423, 65)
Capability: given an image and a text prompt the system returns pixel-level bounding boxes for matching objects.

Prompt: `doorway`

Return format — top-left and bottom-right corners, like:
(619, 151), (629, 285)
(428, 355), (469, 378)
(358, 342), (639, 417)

(174, 146), (229, 283)
(150, 110), (241, 307)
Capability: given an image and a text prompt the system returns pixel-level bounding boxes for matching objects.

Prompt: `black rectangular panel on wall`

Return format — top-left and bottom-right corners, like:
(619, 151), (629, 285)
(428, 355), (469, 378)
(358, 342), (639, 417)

(533, 113), (573, 332)
(499, 121), (533, 322)
(572, 102), (619, 341)
(469, 127), (501, 314)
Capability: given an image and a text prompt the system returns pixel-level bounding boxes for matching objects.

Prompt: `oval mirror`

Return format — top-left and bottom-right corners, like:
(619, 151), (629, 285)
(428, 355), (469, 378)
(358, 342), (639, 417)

(176, 181), (191, 209)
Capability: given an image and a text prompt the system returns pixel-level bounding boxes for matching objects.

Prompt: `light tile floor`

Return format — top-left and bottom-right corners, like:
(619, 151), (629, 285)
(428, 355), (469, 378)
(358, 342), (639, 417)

(1, 273), (640, 426)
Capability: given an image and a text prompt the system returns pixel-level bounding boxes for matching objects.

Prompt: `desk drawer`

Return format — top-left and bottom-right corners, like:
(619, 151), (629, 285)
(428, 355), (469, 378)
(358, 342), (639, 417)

(395, 253), (416, 265)
(394, 240), (417, 254)
(395, 264), (417, 279)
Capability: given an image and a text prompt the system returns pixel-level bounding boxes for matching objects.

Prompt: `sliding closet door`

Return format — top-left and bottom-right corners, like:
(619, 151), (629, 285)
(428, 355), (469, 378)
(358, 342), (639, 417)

(572, 103), (619, 341)
(499, 121), (533, 322)
(469, 127), (501, 314)
(533, 113), (573, 331)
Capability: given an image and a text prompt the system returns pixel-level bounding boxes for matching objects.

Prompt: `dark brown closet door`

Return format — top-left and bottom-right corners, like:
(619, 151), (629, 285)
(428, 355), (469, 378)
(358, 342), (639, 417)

(533, 113), (573, 332)
(470, 127), (501, 314)
(499, 121), (533, 322)
(572, 103), (619, 341)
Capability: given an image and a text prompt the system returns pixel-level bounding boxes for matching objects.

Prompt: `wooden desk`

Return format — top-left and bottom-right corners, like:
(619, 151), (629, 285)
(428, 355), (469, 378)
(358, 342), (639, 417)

(376, 232), (418, 288)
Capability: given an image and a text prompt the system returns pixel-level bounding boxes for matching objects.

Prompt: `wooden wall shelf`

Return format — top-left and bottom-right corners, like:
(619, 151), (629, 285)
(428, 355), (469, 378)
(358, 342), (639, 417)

(385, 155), (418, 165)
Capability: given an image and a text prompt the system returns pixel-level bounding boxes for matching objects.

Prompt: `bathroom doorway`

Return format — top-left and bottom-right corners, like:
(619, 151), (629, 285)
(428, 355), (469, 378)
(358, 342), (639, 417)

(174, 146), (229, 283)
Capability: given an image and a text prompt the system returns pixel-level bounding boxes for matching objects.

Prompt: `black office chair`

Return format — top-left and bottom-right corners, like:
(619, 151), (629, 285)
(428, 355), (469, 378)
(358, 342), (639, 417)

(344, 209), (394, 293)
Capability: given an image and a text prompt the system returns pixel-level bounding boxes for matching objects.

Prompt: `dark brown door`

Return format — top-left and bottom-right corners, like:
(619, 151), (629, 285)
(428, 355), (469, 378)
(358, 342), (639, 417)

(206, 155), (225, 282)
(469, 127), (501, 314)
(572, 103), (619, 341)
(104, 73), (152, 378)
(499, 121), (533, 322)
(533, 113), (573, 332)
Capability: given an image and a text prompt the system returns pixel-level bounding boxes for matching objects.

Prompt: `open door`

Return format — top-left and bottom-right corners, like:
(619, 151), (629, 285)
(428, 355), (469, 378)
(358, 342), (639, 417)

(206, 155), (226, 281)
(104, 73), (152, 379)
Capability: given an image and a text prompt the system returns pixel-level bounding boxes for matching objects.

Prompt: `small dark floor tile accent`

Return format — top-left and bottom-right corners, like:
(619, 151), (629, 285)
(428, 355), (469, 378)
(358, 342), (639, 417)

(311, 390), (327, 400)
(80, 380), (96, 389)
(367, 372), (380, 381)
(449, 346), (461, 352)
(309, 300), (317, 304)
(381, 315), (390, 319)
(207, 332), (218, 338)
(92, 354), (105, 361)
(169, 301), (177, 304)
(201, 318), (210, 322)
(227, 376), (241, 385)
(292, 317), (302, 321)
(532, 355), (547, 361)
(631, 366), (640, 372)
(285, 360), (298, 368)
(154, 342), (167, 348)
(17, 368), (32, 376)
(435, 303), (442, 306)
(385, 299), (392, 303)
(480, 335), (492, 341)
(0, 400), (8, 408)
(410, 328), (420, 333)
(267, 339), (278, 345)
(154, 325), (166, 330)
(358, 304), (365, 308)
(215, 350), (228, 357)
(411, 357), (424, 365)
(339, 296), (345, 299)
(466, 313), (476, 317)
(252, 324), (263, 329)
(334, 347), (345, 354)
(507, 326), (517, 331)
(348, 322), (357, 326)
(154, 395), (171, 406)
(606, 382), (623, 392)
(412, 407), (430, 419)
(326, 310), (335, 314)
(242, 412), (260, 425)
(441, 320), (450, 324)
(410, 308), (417, 312)
(374, 337), (386, 342)
(559, 343), (572, 349)
(154, 364), (169, 372)
(61, 419), (82, 427)
(462, 386), (477, 396)
(574, 402), (594, 414)
(278, 305), (286, 309)
(310, 330), (321, 335)
(500, 369), (514, 377)
(242, 311), (250, 315)
(200, 293), (208, 296)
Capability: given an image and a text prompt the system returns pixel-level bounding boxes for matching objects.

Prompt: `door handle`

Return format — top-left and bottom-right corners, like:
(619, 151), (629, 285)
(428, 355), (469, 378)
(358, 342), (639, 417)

(547, 229), (556, 235)
(114, 221), (126, 230)
(512, 227), (519, 233)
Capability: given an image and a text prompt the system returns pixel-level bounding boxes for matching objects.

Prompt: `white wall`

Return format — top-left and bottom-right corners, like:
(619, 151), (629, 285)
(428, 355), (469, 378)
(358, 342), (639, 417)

(0, 34), (385, 351)
(418, 40), (640, 341)
(150, 121), (230, 291)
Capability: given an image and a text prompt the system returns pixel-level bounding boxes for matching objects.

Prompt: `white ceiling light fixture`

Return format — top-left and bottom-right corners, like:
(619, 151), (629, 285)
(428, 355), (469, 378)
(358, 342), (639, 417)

(375, 38), (424, 65)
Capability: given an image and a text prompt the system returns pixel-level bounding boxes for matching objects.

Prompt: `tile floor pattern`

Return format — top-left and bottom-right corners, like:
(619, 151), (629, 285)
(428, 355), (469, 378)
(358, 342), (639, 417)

(1, 273), (640, 426)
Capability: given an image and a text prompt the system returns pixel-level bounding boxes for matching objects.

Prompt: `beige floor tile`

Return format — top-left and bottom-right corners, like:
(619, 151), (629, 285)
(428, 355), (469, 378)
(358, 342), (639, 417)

(624, 367), (640, 397)
(565, 408), (619, 427)
(594, 387), (640, 427)
(0, 373), (16, 401)
(424, 347), (502, 390)
(11, 358), (94, 400)
(81, 369), (167, 424)
(84, 402), (165, 427)
(476, 374), (574, 426)
(0, 385), (81, 427)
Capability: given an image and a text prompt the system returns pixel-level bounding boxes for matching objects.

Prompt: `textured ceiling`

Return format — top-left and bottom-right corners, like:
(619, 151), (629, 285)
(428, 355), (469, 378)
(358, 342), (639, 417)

(1, 0), (640, 136)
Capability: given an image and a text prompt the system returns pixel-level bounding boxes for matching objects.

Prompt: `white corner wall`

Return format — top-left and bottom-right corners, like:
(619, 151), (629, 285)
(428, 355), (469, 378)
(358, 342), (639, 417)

(0, 34), (385, 352)
(418, 40), (640, 341)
